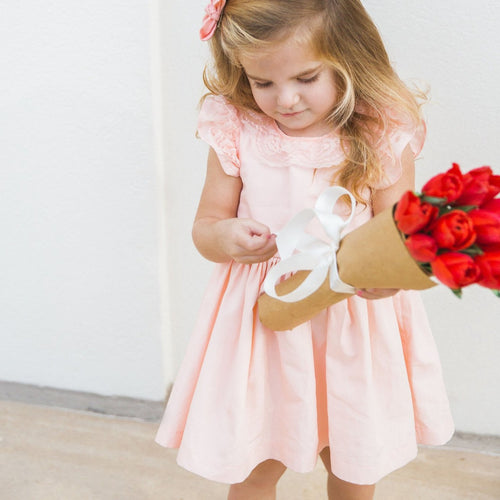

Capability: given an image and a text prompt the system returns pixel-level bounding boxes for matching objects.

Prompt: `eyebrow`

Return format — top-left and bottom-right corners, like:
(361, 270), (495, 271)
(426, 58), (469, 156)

(245, 64), (323, 82)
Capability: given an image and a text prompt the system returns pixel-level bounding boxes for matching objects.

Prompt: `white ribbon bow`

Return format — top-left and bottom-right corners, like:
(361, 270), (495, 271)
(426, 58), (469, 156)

(263, 186), (357, 302)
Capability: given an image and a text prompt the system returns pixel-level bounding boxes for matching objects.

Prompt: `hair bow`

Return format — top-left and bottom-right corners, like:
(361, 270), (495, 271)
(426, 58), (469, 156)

(200, 0), (227, 41)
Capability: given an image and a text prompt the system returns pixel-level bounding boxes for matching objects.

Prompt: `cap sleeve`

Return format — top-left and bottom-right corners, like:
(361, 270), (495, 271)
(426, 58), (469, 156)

(197, 95), (241, 177)
(375, 118), (426, 189)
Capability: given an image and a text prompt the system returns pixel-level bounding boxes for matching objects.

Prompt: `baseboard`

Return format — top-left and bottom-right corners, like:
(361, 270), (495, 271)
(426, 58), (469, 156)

(0, 380), (166, 422)
(443, 431), (500, 456)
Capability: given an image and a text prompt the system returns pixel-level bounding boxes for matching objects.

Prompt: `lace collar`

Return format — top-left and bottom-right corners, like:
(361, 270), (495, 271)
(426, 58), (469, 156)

(240, 109), (345, 169)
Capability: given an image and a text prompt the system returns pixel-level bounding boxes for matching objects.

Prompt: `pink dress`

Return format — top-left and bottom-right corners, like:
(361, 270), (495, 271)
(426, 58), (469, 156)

(155, 95), (454, 485)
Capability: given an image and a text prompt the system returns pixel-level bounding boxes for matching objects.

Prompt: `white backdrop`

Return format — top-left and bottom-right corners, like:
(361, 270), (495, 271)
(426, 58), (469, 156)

(0, 1), (165, 399)
(160, 0), (500, 435)
(0, 1), (498, 434)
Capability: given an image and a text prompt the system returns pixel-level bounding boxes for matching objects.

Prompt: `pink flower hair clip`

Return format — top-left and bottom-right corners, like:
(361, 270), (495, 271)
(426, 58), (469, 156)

(200, 0), (227, 41)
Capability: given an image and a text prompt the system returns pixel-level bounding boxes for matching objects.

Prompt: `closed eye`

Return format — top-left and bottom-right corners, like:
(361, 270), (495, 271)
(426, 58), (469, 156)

(298, 74), (320, 84)
(252, 81), (272, 89)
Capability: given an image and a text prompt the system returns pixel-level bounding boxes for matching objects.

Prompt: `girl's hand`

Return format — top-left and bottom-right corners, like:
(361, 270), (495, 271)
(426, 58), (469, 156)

(355, 288), (400, 300)
(215, 218), (277, 264)
(194, 148), (277, 263)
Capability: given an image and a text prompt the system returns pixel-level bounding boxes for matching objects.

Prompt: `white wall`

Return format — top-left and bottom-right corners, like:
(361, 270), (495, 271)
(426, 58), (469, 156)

(0, 1), (165, 399)
(160, 0), (500, 435)
(364, 0), (500, 435)
(1, 1), (498, 434)
(157, 0), (212, 374)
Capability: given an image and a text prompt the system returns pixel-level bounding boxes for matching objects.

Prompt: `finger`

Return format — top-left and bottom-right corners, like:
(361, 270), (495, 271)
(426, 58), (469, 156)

(232, 237), (278, 264)
(238, 232), (275, 252)
(355, 288), (399, 299)
(241, 219), (273, 238)
(255, 233), (277, 253)
(255, 243), (278, 261)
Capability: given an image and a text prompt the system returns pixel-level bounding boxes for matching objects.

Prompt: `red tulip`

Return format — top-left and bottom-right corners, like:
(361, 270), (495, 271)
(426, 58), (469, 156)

(469, 209), (500, 247)
(431, 253), (481, 289)
(481, 198), (500, 215)
(405, 234), (438, 262)
(475, 252), (500, 289)
(421, 163), (464, 203)
(479, 201), (500, 252)
(456, 166), (500, 206)
(483, 172), (500, 204)
(481, 243), (500, 252)
(394, 191), (439, 235)
(430, 210), (476, 251)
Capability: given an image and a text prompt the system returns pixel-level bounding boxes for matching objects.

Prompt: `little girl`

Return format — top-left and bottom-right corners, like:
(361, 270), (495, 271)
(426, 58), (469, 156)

(156, 1), (454, 498)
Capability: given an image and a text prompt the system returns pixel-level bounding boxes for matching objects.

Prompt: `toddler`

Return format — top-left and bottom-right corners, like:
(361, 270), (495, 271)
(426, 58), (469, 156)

(156, 1), (454, 499)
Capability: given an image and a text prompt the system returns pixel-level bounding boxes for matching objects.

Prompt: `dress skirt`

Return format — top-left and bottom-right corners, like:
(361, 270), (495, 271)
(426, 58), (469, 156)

(155, 258), (454, 485)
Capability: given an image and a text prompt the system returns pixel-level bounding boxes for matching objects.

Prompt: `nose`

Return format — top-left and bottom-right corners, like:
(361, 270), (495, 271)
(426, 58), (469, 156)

(277, 87), (300, 109)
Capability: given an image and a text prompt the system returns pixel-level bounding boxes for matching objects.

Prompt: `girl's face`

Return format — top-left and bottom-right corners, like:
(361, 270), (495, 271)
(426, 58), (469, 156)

(240, 37), (339, 137)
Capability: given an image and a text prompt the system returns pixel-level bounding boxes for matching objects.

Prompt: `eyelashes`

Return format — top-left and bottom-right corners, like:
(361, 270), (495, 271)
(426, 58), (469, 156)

(252, 73), (320, 89)
(298, 74), (320, 84)
(253, 81), (273, 89)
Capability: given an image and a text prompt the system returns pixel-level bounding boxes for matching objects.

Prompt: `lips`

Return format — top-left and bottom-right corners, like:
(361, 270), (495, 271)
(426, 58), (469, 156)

(280, 111), (303, 118)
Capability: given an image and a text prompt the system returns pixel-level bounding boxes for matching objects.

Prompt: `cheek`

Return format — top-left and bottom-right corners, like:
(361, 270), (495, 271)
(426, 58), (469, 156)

(252, 91), (273, 112)
(323, 82), (339, 105)
(318, 73), (339, 106)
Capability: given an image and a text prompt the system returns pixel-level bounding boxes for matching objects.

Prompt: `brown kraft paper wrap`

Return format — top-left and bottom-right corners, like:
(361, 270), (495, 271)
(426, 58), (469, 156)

(258, 206), (436, 331)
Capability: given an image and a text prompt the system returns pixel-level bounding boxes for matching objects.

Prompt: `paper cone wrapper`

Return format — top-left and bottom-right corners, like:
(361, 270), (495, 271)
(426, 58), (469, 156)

(258, 206), (436, 331)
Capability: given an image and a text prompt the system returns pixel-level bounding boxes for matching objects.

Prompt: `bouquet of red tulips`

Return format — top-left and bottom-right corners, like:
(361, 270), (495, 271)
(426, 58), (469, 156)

(396, 163), (500, 297)
(259, 163), (500, 331)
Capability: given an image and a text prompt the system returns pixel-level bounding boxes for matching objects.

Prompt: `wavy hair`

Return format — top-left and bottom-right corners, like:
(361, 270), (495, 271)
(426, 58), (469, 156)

(203, 0), (426, 203)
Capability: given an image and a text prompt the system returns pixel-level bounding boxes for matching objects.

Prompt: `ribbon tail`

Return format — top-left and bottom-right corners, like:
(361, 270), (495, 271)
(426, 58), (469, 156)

(263, 254), (329, 303)
(328, 260), (356, 294)
(276, 209), (315, 259)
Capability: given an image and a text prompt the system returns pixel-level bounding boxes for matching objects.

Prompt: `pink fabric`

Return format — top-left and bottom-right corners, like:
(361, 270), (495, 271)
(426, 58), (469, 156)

(199, 0), (226, 41)
(155, 95), (454, 485)
(377, 117), (426, 189)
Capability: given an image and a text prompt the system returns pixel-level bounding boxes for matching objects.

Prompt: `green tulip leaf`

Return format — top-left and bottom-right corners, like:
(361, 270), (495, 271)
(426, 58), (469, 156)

(454, 205), (477, 213)
(460, 245), (484, 257)
(420, 195), (448, 205)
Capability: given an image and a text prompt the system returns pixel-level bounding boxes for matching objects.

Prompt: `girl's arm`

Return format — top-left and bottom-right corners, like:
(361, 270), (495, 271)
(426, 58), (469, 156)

(356, 145), (415, 300)
(192, 148), (277, 263)
(371, 145), (415, 216)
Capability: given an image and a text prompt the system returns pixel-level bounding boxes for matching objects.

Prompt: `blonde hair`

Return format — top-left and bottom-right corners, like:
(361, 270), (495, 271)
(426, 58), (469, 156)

(203, 0), (426, 203)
